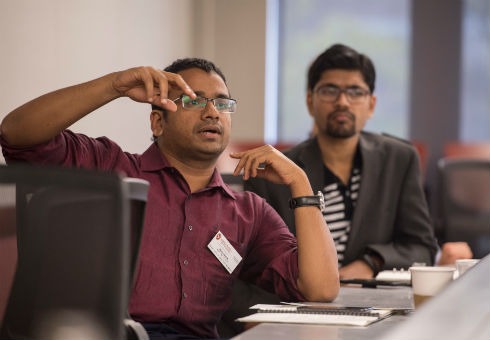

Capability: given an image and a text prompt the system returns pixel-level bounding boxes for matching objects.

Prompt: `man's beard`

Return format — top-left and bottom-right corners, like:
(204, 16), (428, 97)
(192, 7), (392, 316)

(325, 111), (356, 138)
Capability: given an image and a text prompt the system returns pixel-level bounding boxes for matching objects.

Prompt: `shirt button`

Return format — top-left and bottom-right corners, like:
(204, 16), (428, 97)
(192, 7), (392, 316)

(183, 259), (189, 265)
(183, 292), (188, 299)
(188, 225), (193, 231)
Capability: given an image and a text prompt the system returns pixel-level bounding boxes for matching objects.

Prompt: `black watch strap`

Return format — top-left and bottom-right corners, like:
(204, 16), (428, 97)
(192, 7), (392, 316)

(362, 253), (382, 277)
(289, 191), (325, 210)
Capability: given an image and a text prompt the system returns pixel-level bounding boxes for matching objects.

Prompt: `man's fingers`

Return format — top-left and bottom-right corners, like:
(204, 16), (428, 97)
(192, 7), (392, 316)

(159, 100), (178, 112)
(138, 67), (196, 105)
(139, 68), (157, 102)
(231, 148), (273, 180)
(164, 71), (196, 99)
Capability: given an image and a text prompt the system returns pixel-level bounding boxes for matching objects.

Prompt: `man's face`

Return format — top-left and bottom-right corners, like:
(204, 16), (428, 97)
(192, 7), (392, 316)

(151, 68), (232, 162)
(307, 69), (376, 139)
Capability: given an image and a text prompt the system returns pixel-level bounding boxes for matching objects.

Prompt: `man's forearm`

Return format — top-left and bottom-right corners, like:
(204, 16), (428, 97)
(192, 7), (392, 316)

(291, 172), (339, 301)
(0, 73), (119, 147)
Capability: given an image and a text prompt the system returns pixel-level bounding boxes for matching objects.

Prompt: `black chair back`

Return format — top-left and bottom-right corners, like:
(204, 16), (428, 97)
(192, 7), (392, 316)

(0, 164), (146, 339)
(437, 158), (490, 258)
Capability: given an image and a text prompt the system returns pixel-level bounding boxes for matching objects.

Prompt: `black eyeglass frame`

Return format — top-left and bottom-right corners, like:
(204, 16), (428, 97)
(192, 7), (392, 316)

(172, 94), (237, 113)
(314, 85), (371, 104)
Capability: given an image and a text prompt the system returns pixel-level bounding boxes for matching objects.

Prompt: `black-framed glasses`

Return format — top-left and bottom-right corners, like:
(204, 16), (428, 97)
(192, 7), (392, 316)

(315, 85), (371, 104)
(172, 94), (237, 113)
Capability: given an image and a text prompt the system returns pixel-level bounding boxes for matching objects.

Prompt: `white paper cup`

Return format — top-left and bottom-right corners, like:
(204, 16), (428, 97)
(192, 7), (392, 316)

(455, 259), (480, 276)
(409, 266), (455, 308)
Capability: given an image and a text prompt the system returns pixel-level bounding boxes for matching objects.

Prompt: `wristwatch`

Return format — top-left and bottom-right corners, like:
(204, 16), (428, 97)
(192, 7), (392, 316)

(289, 191), (325, 210)
(362, 253), (382, 277)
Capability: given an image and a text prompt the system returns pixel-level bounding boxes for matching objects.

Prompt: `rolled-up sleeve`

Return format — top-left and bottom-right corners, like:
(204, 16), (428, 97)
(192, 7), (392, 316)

(238, 194), (306, 302)
(1, 130), (128, 172)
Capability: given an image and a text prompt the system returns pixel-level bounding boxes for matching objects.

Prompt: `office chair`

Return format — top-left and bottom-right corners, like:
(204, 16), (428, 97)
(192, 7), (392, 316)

(443, 141), (490, 160)
(0, 164), (149, 340)
(220, 173), (244, 192)
(0, 180), (17, 323)
(122, 177), (150, 340)
(437, 158), (490, 259)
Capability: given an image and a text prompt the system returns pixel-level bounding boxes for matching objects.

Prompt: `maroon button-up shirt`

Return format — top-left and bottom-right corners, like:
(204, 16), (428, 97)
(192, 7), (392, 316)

(1, 130), (305, 338)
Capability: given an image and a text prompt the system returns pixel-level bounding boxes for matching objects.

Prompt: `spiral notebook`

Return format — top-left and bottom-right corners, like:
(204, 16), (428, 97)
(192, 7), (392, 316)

(236, 304), (393, 327)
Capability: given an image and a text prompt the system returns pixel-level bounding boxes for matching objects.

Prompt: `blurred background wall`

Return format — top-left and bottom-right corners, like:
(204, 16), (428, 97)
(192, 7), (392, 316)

(1, 0), (489, 204)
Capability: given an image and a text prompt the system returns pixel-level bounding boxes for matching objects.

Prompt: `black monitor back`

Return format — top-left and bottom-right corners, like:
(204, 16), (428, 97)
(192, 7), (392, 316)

(0, 164), (138, 339)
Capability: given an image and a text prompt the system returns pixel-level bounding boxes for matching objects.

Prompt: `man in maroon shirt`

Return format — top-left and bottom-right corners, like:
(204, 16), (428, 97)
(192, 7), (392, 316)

(0, 58), (339, 339)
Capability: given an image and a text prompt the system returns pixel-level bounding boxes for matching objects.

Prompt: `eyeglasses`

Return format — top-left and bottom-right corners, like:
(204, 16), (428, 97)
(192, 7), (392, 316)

(314, 85), (370, 104)
(172, 94), (237, 113)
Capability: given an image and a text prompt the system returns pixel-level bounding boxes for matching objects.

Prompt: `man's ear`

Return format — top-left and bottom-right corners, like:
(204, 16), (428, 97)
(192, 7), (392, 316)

(367, 94), (377, 119)
(306, 90), (314, 118)
(150, 110), (164, 137)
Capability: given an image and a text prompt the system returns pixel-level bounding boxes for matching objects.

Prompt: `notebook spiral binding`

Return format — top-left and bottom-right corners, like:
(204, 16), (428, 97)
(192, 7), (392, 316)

(257, 308), (379, 317)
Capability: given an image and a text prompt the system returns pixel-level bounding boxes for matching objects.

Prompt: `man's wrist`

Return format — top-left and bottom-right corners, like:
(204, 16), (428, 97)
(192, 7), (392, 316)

(288, 170), (312, 197)
(289, 191), (325, 210)
(362, 253), (383, 277)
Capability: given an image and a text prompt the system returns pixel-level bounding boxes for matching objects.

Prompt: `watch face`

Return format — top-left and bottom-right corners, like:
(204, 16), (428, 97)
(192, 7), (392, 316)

(317, 191), (326, 211)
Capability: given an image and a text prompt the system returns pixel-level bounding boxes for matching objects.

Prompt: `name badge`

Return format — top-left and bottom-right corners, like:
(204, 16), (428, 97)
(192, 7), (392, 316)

(207, 231), (242, 274)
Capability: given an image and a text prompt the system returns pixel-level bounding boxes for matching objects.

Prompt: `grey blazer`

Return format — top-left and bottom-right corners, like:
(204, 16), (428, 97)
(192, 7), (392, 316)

(245, 131), (438, 269)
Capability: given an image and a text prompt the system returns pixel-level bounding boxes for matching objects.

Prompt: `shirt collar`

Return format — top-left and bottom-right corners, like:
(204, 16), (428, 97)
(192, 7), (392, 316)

(140, 143), (236, 199)
(140, 143), (172, 171)
(208, 171), (236, 199)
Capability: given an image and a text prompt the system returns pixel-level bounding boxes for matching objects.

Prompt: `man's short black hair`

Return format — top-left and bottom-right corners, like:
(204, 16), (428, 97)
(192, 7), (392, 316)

(164, 58), (227, 82)
(307, 44), (376, 93)
(151, 58), (227, 111)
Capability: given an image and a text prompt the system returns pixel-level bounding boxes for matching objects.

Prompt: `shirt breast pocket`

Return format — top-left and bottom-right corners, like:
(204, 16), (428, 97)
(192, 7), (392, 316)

(202, 231), (245, 305)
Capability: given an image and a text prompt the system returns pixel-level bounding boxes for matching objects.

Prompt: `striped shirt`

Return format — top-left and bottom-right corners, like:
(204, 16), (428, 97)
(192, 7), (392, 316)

(322, 150), (362, 266)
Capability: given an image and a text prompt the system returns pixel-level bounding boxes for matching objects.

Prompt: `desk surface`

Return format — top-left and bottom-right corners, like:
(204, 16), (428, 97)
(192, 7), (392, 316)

(231, 286), (413, 340)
